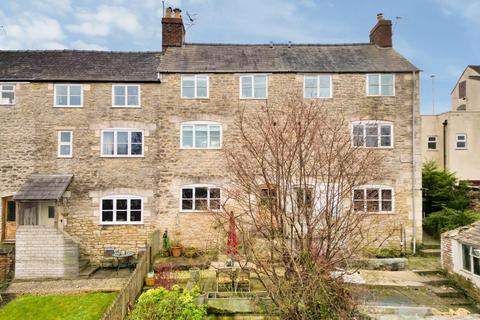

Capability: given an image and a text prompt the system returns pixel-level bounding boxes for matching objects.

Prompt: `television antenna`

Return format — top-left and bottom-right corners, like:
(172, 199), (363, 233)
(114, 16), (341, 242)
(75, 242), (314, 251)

(185, 11), (197, 29)
(393, 16), (402, 34)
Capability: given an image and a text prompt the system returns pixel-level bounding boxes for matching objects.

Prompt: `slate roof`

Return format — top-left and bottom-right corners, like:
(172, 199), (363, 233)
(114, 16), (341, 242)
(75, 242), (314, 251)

(445, 221), (480, 247)
(14, 174), (73, 200)
(158, 43), (419, 73)
(0, 50), (161, 82)
(469, 65), (480, 74)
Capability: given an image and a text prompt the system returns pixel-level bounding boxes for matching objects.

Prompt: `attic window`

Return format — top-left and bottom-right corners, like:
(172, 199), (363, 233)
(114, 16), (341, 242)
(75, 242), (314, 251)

(459, 81), (466, 99)
(0, 83), (15, 105)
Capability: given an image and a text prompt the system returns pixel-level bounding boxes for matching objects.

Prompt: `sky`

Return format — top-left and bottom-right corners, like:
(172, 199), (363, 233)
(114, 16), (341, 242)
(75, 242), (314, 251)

(0, 0), (479, 114)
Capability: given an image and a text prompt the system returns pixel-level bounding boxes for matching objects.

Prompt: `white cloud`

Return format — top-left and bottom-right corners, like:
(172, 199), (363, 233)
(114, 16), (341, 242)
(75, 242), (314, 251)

(32, 0), (72, 14)
(70, 40), (108, 50)
(435, 0), (480, 24)
(66, 5), (142, 37)
(0, 10), (66, 49)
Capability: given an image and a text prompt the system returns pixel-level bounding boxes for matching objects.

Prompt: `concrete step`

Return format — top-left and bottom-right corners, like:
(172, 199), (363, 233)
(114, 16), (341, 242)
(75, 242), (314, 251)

(79, 259), (89, 270)
(420, 249), (441, 257)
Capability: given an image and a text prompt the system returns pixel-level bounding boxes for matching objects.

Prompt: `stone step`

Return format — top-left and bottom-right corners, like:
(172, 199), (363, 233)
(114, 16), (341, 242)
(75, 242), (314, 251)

(422, 242), (441, 249)
(420, 249), (441, 257)
(431, 286), (465, 298)
(412, 269), (443, 276)
(78, 265), (99, 279)
(79, 258), (89, 270)
(423, 278), (452, 286)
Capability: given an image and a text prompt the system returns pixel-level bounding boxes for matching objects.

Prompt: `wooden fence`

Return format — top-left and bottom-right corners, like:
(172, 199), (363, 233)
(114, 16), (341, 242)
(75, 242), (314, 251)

(101, 229), (161, 320)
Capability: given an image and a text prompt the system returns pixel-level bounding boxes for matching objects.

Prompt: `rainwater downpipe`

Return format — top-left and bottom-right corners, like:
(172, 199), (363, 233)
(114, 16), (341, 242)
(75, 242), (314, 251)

(411, 71), (417, 255)
(442, 120), (448, 170)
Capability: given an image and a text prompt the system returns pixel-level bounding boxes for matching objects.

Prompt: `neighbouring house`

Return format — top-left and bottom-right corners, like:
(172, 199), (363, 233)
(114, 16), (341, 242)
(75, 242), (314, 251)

(0, 9), (422, 279)
(422, 65), (480, 185)
(442, 222), (480, 295)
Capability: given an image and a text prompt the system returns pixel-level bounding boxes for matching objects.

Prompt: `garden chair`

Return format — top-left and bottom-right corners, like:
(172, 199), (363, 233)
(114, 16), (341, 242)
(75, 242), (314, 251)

(235, 270), (250, 292)
(216, 270), (235, 292)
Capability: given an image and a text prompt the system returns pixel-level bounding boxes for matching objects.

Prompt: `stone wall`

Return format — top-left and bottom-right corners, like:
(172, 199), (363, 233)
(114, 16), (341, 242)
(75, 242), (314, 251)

(441, 232), (453, 272)
(15, 225), (79, 279)
(0, 71), (421, 263)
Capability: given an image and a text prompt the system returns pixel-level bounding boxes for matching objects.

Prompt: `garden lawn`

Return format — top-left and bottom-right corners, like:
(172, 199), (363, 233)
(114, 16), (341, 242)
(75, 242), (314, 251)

(0, 292), (117, 320)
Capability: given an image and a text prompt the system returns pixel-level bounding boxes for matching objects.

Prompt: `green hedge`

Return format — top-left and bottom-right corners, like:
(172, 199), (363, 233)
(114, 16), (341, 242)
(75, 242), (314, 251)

(423, 208), (480, 238)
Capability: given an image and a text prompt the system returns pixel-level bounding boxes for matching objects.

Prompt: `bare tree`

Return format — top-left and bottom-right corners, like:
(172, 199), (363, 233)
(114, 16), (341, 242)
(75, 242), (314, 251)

(217, 94), (396, 319)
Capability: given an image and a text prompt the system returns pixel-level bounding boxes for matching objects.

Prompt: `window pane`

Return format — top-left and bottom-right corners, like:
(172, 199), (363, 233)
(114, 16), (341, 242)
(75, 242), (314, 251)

(131, 210), (142, 221)
(117, 144), (128, 155)
(210, 199), (220, 210)
(353, 189), (364, 200)
(319, 87), (330, 97)
(210, 126), (221, 147)
(304, 77), (317, 98)
(60, 145), (71, 155)
(380, 136), (391, 147)
(195, 125), (208, 148)
(114, 86), (125, 95)
(241, 77), (253, 98)
(197, 76), (208, 97)
(381, 74), (393, 85)
(354, 200), (364, 211)
(60, 131), (71, 142)
(2, 92), (15, 104)
(305, 88), (317, 98)
(428, 142), (437, 150)
(182, 77), (195, 98)
(195, 187), (208, 198)
(102, 199), (113, 210)
(117, 132), (128, 144)
(127, 95), (139, 106)
(2, 85), (14, 91)
(117, 211), (127, 221)
(319, 76), (330, 88)
(70, 95), (81, 106)
(103, 132), (114, 155)
(183, 87), (195, 98)
(381, 84), (394, 96)
(56, 85), (68, 95)
(380, 125), (391, 135)
(131, 144), (142, 155)
(474, 257), (480, 276)
(131, 132), (142, 144)
(182, 200), (193, 210)
(463, 244), (471, 271)
(382, 200), (392, 211)
(102, 211), (113, 222)
(197, 87), (207, 98)
(114, 95), (126, 106)
(195, 199), (208, 210)
(70, 85), (81, 95)
(367, 201), (379, 212)
(366, 136), (378, 147)
(369, 85), (379, 96)
(209, 188), (220, 199)
(117, 199), (127, 210)
(127, 86), (138, 96)
(457, 142), (466, 148)
(7, 201), (16, 222)
(368, 75), (379, 85)
(366, 189), (379, 200)
(56, 95), (68, 105)
(382, 189), (392, 200)
(254, 76), (267, 98)
(182, 126), (193, 147)
(182, 188), (193, 199)
(131, 199), (142, 210)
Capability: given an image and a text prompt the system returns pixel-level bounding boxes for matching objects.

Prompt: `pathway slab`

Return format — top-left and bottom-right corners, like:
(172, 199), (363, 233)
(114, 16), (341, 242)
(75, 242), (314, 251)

(5, 277), (127, 294)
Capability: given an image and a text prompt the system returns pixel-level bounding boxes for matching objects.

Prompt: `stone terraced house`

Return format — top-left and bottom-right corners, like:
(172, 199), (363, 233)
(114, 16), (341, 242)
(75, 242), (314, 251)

(0, 9), (422, 279)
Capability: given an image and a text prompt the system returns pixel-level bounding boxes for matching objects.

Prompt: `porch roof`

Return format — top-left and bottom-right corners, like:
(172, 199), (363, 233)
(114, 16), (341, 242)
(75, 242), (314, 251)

(444, 221), (480, 247)
(13, 174), (73, 201)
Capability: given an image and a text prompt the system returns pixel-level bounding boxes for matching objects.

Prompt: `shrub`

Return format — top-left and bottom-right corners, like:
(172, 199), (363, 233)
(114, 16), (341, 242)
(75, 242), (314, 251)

(423, 208), (480, 238)
(128, 286), (207, 320)
(153, 263), (178, 290)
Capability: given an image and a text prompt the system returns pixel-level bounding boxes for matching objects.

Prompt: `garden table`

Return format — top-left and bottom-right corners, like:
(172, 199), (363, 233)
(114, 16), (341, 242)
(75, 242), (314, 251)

(112, 251), (135, 274)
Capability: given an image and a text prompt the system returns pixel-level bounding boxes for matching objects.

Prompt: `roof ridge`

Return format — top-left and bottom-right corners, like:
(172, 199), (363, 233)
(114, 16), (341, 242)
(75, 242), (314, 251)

(183, 42), (373, 47)
(0, 49), (162, 54)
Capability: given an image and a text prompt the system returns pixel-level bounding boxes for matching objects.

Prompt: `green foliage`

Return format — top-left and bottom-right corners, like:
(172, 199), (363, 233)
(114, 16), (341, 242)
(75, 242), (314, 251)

(0, 292), (116, 320)
(128, 286), (207, 320)
(423, 208), (480, 238)
(364, 246), (403, 258)
(422, 161), (471, 215)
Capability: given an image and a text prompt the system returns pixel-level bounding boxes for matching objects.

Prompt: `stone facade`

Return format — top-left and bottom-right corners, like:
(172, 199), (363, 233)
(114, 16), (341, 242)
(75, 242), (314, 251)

(0, 71), (422, 264)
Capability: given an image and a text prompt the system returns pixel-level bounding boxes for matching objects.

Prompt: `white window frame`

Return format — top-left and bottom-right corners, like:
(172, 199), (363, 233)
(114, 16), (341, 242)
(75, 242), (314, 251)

(456, 133), (467, 150)
(303, 75), (333, 98)
(180, 121), (222, 149)
(351, 121), (394, 149)
(239, 74), (268, 99)
(54, 84), (83, 108)
(99, 195), (143, 225)
(112, 84), (141, 108)
(352, 185), (394, 214)
(427, 136), (438, 150)
(180, 184), (222, 212)
(181, 75), (209, 99)
(100, 128), (144, 157)
(366, 74), (395, 97)
(57, 130), (73, 158)
(0, 83), (16, 105)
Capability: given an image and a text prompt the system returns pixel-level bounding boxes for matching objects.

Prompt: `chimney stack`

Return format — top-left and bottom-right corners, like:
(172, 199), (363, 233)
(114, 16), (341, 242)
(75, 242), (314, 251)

(369, 13), (392, 47)
(162, 7), (185, 51)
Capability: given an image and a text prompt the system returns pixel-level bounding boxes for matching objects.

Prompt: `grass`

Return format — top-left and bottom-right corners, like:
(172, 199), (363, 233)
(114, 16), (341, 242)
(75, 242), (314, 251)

(0, 292), (117, 320)
(408, 256), (441, 270)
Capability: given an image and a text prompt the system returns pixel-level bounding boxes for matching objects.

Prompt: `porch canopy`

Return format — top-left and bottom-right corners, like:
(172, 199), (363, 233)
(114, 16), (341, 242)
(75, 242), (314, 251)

(13, 174), (73, 201)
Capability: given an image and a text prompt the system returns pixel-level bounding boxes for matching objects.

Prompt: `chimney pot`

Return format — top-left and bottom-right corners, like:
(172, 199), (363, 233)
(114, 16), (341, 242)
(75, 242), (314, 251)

(165, 7), (172, 17)
(377, 13), (384, 21)
(173, 8), (182, 18)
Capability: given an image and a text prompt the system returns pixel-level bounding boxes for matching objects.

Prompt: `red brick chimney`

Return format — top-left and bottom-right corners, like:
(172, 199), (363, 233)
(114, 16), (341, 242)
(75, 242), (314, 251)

(369, 13), (392, 47)
(162, 7), (185, 51)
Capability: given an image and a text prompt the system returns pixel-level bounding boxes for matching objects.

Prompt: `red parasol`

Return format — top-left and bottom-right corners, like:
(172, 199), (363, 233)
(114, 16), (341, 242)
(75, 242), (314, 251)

(226, 211), (238, 256)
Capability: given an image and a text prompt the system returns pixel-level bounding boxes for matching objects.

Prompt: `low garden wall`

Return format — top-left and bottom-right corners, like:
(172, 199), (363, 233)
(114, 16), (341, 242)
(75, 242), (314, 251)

(101, 229), (161, 320)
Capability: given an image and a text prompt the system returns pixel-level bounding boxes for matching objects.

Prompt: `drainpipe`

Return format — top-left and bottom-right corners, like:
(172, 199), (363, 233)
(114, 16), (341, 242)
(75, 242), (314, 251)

(411, 71), (417, 255)
(442, 120), (448, 170)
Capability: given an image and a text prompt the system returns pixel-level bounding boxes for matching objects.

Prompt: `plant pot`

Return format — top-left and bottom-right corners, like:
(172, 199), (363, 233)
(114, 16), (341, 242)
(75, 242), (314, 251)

(171, 246), (183, 257)
(145, 277), (155, 286)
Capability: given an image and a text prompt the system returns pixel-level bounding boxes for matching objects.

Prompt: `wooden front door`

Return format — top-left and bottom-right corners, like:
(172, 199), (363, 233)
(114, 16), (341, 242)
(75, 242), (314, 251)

(2, 197), (16, 241)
